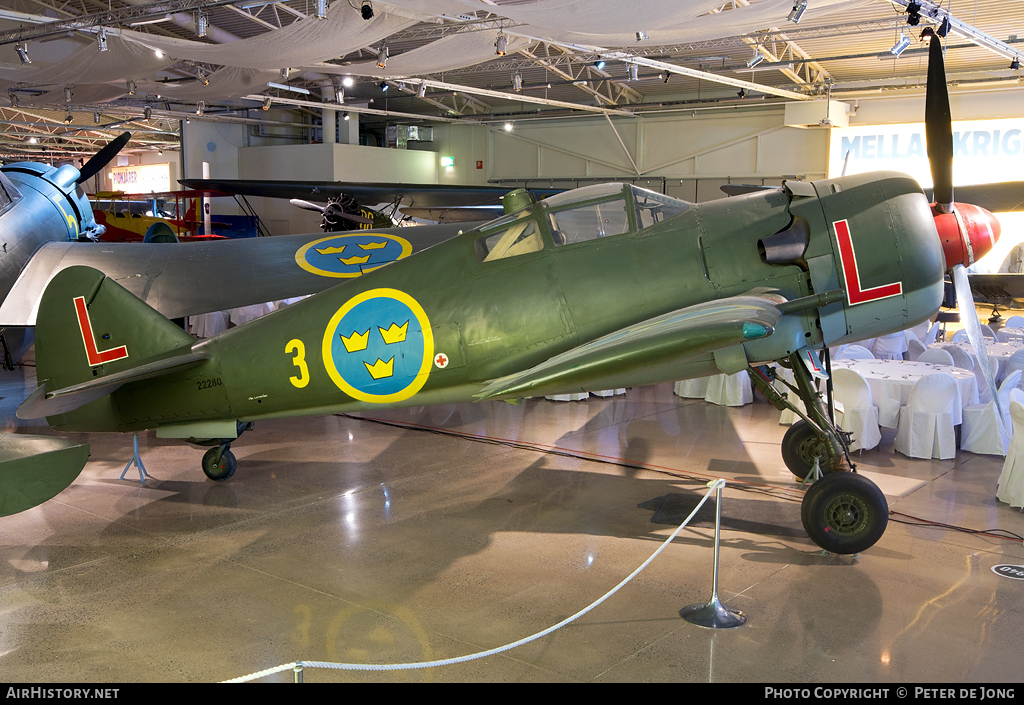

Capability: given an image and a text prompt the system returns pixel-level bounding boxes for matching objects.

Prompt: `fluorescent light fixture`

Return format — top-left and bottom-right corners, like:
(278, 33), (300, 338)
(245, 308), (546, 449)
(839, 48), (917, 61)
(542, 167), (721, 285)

(440, 156), (454, 167)
(890, 32), (911, 56)
(314, 0), (328, 20)
(377, 46), (388, 68)
(788, 0), (808, 24)
(266, 82), (311, 95)
(15, 43), (30, 65)
(495, 33), (507, 56)
(747, 51), (765, 68)
(97, 27), (108, 52)
(129, 14), (171, 26)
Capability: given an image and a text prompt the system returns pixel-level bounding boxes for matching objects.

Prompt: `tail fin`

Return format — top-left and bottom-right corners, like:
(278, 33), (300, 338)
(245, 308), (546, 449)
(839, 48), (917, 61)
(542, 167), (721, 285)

(21, 266), (203, 420)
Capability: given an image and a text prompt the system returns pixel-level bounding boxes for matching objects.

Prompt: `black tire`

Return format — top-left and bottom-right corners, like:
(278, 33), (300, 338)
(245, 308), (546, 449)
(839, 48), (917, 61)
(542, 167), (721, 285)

(782, 420), (840, 480)
(202, 447), (236, 481)
(801, 472), (888, 554)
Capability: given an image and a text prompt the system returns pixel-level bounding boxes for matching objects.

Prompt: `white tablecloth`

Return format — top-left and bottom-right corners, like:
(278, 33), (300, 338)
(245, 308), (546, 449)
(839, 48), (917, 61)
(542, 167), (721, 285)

(829, 358), (978, 428)
(998, 327), (1024, 343)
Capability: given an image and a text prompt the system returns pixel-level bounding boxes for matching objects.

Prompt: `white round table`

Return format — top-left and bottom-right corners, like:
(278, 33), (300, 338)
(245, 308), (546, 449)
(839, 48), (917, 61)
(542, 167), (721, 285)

(930, 340), (1024, 382)
(829, 358), (978, 428)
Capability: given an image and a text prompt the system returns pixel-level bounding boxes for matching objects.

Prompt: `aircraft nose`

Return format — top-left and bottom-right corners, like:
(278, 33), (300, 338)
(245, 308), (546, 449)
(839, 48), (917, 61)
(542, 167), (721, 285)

(933, 202), (1001, 270)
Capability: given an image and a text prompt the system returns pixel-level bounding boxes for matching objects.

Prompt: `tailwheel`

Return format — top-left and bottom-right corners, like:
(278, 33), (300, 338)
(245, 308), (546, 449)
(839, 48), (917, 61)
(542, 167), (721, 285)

(800, 471), (888, 554)
(202, 446), (236, 481)
(782, 420), (842, 480)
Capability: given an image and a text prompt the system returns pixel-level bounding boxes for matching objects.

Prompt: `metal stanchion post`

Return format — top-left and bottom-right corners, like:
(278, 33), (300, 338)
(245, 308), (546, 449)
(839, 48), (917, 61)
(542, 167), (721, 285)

(679, 480), (747, 629)
(293, 663), (303, 683)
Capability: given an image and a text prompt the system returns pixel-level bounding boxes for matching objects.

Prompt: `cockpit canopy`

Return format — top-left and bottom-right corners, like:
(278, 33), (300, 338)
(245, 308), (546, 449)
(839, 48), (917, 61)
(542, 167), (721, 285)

(472, 183), (690, 263)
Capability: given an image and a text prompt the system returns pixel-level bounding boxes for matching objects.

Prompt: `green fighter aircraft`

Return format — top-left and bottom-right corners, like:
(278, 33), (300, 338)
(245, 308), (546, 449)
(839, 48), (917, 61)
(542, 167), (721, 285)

(12, 32), (1004, 555)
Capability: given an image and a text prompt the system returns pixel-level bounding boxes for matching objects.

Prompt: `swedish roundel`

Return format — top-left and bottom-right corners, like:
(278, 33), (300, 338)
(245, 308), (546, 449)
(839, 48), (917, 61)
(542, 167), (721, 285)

(296, 233), (413, 278)
(322, 288), (434, 404)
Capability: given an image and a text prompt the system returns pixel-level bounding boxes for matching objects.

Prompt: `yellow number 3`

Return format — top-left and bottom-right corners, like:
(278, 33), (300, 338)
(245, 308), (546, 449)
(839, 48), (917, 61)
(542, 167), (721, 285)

(286, 339), (310, 388)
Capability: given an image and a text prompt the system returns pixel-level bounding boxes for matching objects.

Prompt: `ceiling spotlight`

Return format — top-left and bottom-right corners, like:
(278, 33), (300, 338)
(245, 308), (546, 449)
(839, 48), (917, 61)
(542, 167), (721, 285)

(380, 81), (388, 91)
(314, 0), (328, 20)
(504, 122), (513, 132)
(906, 1), (921, 26)
(196, 100), (205, 116)
(196, 12), (208, 38)
(636, 31), (647, 42)
(663, 72), (670, 83)
(154, 49), (164, 59)
(280, 67), (290, 80)
(127, 80), (137, 95)
(336, 87), (345, 104)
(747, 50), (765, 68)
(737, 88), (747, 99)
(361, 3), (373, 20)
(417, 82), (426, 98)
(93, 112), (100, 124)
(262, 96), (272, 111)
(8, 91), (17, 108)
(97, 27), (108, 52)
(376, 46), (388, 69)
(342, 76), (354, 88)
(15, 43), (30, 65)
(787, 0), (808, 24)
(1012, 57), (1020, 70)
(343, 112), (351, 121)
(63, 111), (73, 125)
(197, 69), (209, 86)
(64, 86), (73, 103)
(595, 60), (606, 70)
(495, 32), (507, 56)
(144, 105), (152, 120)
(890, 31), (912, 56)
(936, 17), (950, 38)
(27, 137), (37, 144)
(512, 70), (523, 92)
(627, 62), (639, 82)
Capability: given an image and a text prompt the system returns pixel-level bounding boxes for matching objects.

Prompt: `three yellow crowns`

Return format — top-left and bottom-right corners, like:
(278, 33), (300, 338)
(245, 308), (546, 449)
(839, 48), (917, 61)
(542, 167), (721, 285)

(316, 241), (387, 266)
(341, 321), (409, 380)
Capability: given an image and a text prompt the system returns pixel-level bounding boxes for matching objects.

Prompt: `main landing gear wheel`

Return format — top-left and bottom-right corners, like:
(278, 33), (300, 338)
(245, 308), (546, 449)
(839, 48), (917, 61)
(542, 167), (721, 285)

(800, 471), (888, 554)
(202, 447), (236, 481)
(782, 420), (841, 480)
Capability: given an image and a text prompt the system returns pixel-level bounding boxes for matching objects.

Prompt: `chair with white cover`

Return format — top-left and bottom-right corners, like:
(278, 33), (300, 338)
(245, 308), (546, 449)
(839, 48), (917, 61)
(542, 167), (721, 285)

(951, 329), (969, 343)
(910, 320), (932, 342)
(997, 400), (1024, 508)
(981, 324), (997, 341)
(1006, 315), (1024, 328)
(836, 344), (874, 360)
(916, 347), (955, 366)
(704, 371), (753, 406)
(924, 322), (941, 344)
(832, 368), (881, 452)
(674, 377), (710, 398)
(907, 338), (927, 361)
(961, 370), (1021, 456)
(872, 331), (909, 360)
(974, 356), (1001, 404)
(1004, 350), (1024, 388)
(894, 373), (962, 460)
(940, 344), (975, 371)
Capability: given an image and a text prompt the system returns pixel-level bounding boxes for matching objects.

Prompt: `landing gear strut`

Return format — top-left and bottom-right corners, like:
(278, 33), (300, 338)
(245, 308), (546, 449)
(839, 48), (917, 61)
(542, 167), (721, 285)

(750, 354), (888, 554)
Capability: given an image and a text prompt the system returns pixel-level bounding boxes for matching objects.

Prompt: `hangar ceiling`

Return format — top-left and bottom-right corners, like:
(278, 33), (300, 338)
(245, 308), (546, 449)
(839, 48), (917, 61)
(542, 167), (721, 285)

(0, 0), (1020, 162)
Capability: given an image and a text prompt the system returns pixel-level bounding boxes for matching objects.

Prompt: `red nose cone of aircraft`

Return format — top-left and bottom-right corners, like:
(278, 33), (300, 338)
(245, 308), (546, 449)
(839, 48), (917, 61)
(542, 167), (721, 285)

(933, 202), (1001, 270)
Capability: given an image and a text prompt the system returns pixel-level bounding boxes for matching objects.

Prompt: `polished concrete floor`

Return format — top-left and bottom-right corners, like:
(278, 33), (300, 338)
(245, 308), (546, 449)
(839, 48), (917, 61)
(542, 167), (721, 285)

(1, 360), (1023, 684)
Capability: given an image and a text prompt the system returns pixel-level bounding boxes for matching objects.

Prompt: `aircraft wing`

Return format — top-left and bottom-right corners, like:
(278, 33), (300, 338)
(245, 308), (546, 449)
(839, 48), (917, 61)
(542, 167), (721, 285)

(0, 223), (467, 326)
(475, 296), (782, 400)
(964, 273), (1024, 303)
(179, 178), (563, 207)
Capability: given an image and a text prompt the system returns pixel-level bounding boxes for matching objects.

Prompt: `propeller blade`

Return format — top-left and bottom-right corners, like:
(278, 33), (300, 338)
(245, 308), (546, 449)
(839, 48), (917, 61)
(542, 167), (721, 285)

(289, 198), (326, 213)
(76, 132), (131, 185)
(952, 264), (1005, 438)
(925, 32), (954, 212)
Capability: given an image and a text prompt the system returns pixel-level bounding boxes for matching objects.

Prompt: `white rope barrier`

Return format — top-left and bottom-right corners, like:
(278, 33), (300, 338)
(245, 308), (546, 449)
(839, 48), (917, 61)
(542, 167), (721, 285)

(223, 478), (727, 683)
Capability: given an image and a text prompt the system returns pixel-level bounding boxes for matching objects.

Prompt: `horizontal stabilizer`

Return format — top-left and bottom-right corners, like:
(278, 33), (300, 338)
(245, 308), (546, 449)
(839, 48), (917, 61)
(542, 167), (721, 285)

(18, 351), (207, 419)
(0, 434), (89, 516)
(475, 296), (781, 400)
